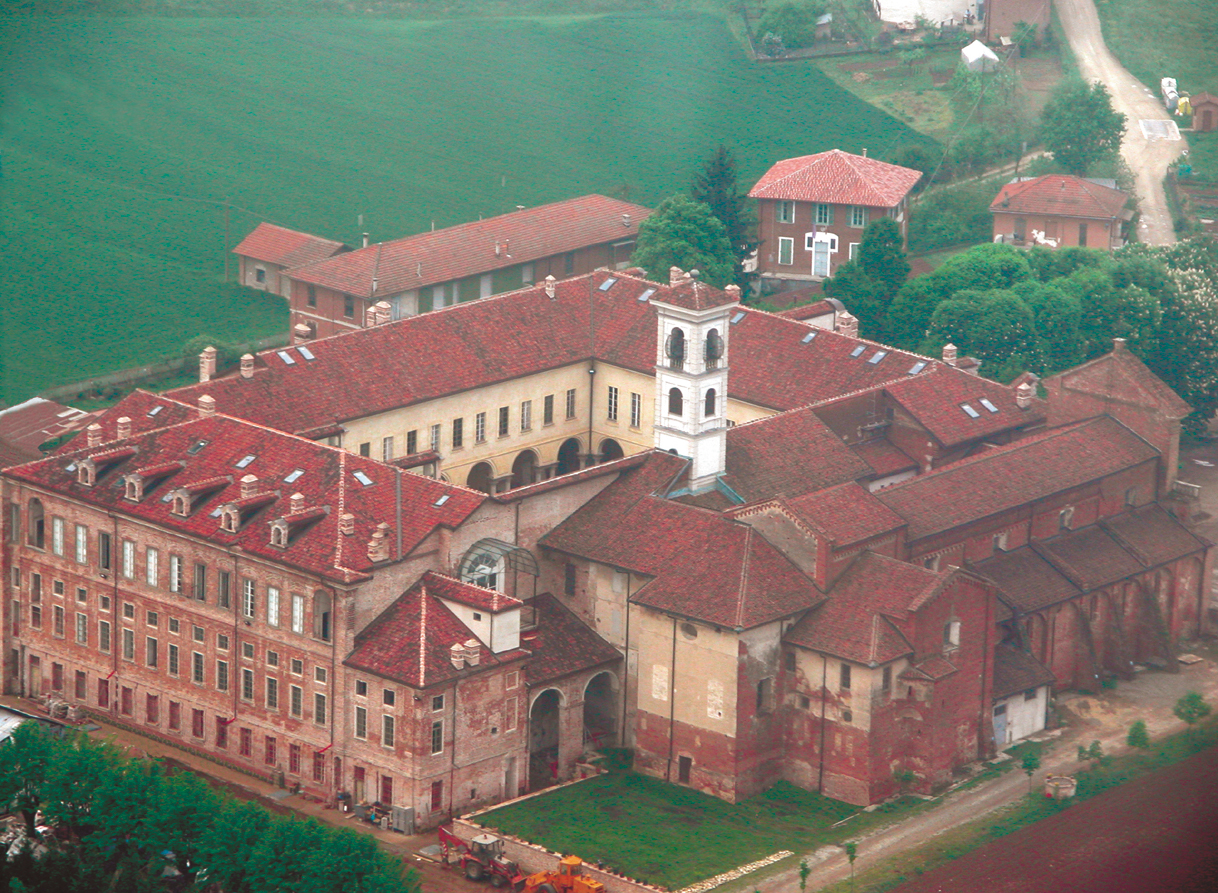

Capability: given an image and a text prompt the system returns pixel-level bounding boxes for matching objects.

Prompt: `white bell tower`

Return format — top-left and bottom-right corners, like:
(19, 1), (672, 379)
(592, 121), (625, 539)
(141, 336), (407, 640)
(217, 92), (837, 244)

(652, 267), (740, 493)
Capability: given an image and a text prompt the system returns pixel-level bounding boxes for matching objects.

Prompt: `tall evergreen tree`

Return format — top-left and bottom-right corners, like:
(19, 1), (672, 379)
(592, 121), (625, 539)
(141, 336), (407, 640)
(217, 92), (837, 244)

(690, 145), (757, 287)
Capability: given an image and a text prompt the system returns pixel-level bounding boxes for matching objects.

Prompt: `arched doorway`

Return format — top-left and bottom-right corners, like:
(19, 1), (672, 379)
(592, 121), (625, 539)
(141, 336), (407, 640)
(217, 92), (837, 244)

(599, 439), (624, 463)
(583, 672), (618, 751)
(556, 438), (581, 476)
(529, 689), (563, 789)
(511, 450), (538, 489)
(466, 462), (494, 494)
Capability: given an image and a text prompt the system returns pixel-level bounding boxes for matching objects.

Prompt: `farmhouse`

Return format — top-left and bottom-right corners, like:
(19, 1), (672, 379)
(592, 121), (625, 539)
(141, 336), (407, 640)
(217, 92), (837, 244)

(2, 267), (1209, 824)
(749, 149), (922, 283)
(990, 175), (1132, 251)
(232, 223), (349, 299)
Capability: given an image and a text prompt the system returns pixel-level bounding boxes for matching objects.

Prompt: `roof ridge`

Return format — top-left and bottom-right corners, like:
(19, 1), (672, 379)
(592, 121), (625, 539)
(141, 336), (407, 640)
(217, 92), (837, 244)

(418, 583), (429, 687)
(735, 526), (754, 630)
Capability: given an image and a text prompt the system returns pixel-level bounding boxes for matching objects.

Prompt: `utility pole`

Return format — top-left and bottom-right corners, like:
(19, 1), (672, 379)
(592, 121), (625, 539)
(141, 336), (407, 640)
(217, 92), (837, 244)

(223, 195), (231, 283)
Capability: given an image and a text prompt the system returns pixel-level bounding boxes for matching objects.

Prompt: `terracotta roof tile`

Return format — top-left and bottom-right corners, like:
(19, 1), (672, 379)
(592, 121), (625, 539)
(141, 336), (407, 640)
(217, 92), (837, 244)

(992, 644), (1055, 698)
(425, 571), (523, 614)
(656, 276), (739, 311)
(884, 366), (1046, 447)
(973, 547), (1082, 613)
(521, 593), (622, 685)
(783, 482), (906, 547)
(749, 150), (922, 208)
(990, 175), (1128, 220)
(851, 438), (918, 478)
(1101, 504), (1207, 567)
(1035, 526), (1143, 590)
(1044, 345), (1192, 420)
(0, 398), (93, 465)
(231, 222), (347, 268)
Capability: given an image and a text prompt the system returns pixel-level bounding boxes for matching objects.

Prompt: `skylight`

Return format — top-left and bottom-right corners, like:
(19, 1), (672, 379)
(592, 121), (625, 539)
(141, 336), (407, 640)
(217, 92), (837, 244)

(908, 361), (927, 374)
(297, 345), (316, 361)
(353, 471), (373, 486)
(148, 405), (163, 417)
(802, 332), (816, 344)
(65, 462), (77, 473)
(209, 506), (223, 518)
(235, 455), (256, 469)
(850, 344), (866, 358)
(961, 403), (981, 419)
(186, 440), (209, 455)
(868, 350), (888, 365)
(276, 350), (296, 365)
(979, 398), (1000, 413)
(160, 491), (174, 503)
(284, 469), (304, 483)
(598, 277), (618, 291)
(731, 311), (746, 325)
(637, 288), (656, 302)
(434, 493), (450, 507)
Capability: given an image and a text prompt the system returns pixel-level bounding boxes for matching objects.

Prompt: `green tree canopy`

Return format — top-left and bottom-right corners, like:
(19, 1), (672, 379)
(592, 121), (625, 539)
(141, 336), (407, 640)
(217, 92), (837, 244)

(632, 194), (736, 289)
(690, 145), (757, 287)
(823, 217), (911, 338)
(756, 1), (828, 49)
(1040, 79), (1126, 175)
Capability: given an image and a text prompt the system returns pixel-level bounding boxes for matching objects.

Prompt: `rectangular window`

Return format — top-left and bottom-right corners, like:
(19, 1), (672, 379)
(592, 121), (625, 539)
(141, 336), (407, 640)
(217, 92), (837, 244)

(146, 637), (158, 669)
(850, 206), (867, 228)
(193, 564), (206, 602)
(452, 418), (464, 449)
(431, 780), (443, 812)
(315, 666), (327, 684)
(101, 595), (110, 612)
(1078, 222), (1088, 247)
(120, 686), (132, 715)
(355, 705), (368, 739)
(168, 701), (181, 731)
(630, 392), (641, 428)
(607, 386), (619, 421)
(383, 688), (396, 706)
(218, 571), (231, 609)
(213, 659), (227, 692)
(75, 587), (87, 604)
(75, 524), (88, 564)
(266, 649), (278, 667)
(291, 593), (305, 634)
(314, 693), (327, 726)
(146, 547), (159, 586)
(99, 620), (111, 653)
(290, 685), (303, 718)
(307, 285), (317, 307)
(30, 605), (41, 630)
(778, 237), (794, 266)
(11, 599), (18, 637)
(564, 563), (576, 596)
(168, 643), (179, 676)
(431, 720), (443, 755)
(543, 394), (555, 426)
(498, 406), (509, 437)
(242, 579), (255, 618)
(241, 667), (254, 701)
(75, 612), (88, 645)
(52, 518), (64, 556)
(217, 632), (228, 650)
(239, 727), (252, 756)
(98, 531), (112, 571)
(405, 430), (417, 455)
(356, 679), (368, 697)
(193, 624), (204, 643)
(343, 295), (355, 318)
(313, 752), (325, 783)
(849, 242), (860, 260)
(520, 400), (532, 432)
(475, 412), (487, 443)
(30, 573), (41, 602)
(776, 200), (795, 223)
(147, 609), (157, 627)
(432, 695), (444, 712)
(121, 627), (134, 660)
(359, 442), (370, 457)
(192, 708), (205, 739)
(97, 679), (109, 708)
(146, 694), (159, 724)
(290, 658), (303, 675)
(266, 587), (280, 627)
(816, 203), (833, 226)
(266, 677), (279, 709)
(264, 736), (277, 766)
(839, 663), (852, 690)
(289, 743), (301, 775)
(192, 652), (204, 684)
(216, 718), (228, 749)
(382, 436), (395, 461)
(506, 696), (518, 731)
(382, 715), (396, 748)
(53, 580), (65, 597)
(565, 388), (577, 419)
(121, 540), (135, 578)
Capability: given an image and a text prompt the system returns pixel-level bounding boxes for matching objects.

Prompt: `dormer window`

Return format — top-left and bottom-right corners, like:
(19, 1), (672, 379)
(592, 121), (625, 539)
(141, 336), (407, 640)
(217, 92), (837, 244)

(270, 521), (289, 548)
(124, 476), (142, 502)
(1058, 506), (1074, 532)
(77, 461), (96, 487)
(171, 492), (190, 517)
(220, 507), (240, 533)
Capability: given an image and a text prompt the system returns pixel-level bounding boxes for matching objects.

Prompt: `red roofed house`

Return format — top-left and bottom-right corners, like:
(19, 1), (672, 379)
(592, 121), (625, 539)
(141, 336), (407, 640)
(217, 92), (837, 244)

(749, 150), (922, 283)
(232, 222), (349, 299)
(284, 194), (653, 340)
(990, 175), (1131, 251)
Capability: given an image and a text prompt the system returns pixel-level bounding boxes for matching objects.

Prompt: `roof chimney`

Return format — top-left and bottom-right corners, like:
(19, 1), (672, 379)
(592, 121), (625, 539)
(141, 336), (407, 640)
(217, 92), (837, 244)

(239, 473), (258, 499)
(361, 232), (370, 248)
(240, 353), (255, 379)
(364, 305), (377, 327)
(198, 394), (216, 418)
(374, 301), (391, 325)
(339, 512), (355, 536)
(293, 323), (312, 343)
(289, 491), (305, 513)
(544, 274), (557, 299)
(725, 284), (742, 302)
(494, 241), (501, 257)
(450, 642), (466, 669)
(199, 345), (217, 383)
(1016, 381), (1035, 410)
(836, 311), (858, 338)
(463, 638), (481, 668)
(669, 266), (685, 286)
(1112, 337), (1127, 353)
(86, 423), (102, 448)
(622, 213), (631, 228)
(862, 147), (868, 157)
(116, 416), (132, 440)
(942, 343), (959, 366)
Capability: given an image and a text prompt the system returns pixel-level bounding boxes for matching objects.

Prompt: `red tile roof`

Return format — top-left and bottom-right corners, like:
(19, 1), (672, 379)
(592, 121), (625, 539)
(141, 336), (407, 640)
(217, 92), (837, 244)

(521, 593), (622, 685)
(1044, 344), (1192, 420)
(231, 222), (347, 268)
(875, 417), (1160, 541)
(989, 175), (1128, 221)
(973, 548), (1082, 613)
(884, 366), (1046, 447)
(0, 398), (92, 466)
(288, 195), (652, 298)
(5, 414), (483, 584)
(424, 571), (522, 614)
(657, 275), (739, 311)
(992, 644), (1054, 698)
(900, 654), (958, 682)
(1035, 526), (1143, 590)
(749, 150), (922, 208)
(851, 438), (918, 478)
(782, 482), (906, 547)
(345, 575), (527, 688)
(1101, 504), (1208, 566)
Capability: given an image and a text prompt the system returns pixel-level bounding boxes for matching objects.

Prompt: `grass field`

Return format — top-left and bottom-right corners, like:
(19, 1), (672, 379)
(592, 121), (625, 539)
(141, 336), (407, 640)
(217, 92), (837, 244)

(474, 773), (926, 889)
(1093, 0), (1215, 95)
(0, 11), (933, 405)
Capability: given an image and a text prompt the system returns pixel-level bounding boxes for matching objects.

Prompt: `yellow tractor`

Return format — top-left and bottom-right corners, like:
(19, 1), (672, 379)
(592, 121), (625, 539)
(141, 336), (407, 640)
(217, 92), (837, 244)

(517, 855), (606, 893)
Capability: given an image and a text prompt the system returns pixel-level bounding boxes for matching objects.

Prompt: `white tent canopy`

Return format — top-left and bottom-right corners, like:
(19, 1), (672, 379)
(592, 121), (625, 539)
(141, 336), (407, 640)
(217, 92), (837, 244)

(961, 39), (1000, 72)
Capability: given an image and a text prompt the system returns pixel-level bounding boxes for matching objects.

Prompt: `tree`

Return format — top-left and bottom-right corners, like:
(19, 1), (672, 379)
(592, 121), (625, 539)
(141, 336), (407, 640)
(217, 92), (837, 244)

(1174, 690), (1212, 736)
(857, 217), (911, 299)
(631, 195), (736, 289)
(1021, 750), (1040, 792)
(755, 1), (828, 50)
(691, 146), (757, 287)
(1040, 80), (1126, 176)
(1127, 720), (1150, 749)
(0, 721), (54, 836)
(799, 858), (812, 893)
(844, 840), (858, 892)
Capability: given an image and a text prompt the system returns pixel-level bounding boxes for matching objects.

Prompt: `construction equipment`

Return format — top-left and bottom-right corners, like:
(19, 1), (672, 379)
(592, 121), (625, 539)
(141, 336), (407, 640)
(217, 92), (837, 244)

(438, 827), (523, 887)
(517, 855), (606, 893)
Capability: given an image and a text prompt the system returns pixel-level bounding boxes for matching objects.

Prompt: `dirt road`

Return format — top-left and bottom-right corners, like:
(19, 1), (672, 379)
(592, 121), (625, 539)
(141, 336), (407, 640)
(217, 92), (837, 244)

(1054, 0), (1185, 245)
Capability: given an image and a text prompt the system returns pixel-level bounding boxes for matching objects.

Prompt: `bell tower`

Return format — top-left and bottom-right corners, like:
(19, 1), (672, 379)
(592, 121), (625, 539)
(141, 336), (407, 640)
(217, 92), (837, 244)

(652, 267), (740, 493)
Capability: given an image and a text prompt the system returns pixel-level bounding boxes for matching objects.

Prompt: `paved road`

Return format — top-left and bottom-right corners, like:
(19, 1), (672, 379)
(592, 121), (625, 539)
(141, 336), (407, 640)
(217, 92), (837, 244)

(1054, 0), (1185, 246)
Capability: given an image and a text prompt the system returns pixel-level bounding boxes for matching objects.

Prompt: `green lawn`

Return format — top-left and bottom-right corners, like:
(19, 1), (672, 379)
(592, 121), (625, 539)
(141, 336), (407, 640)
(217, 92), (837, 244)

(1093, 0), (1215, 95)
(1185, 131), (1218, 185)
(0, 11), (933, 405)
(474, 773), (924, 890)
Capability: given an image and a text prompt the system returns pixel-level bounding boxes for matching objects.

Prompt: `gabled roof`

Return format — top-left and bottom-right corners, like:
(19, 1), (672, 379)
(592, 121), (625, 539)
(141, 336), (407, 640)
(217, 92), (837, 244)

(5, 413), (483, 584)
(989, 175), (1128, 221)
(884, 366), (1046, 447)
(287, 194), (652, 298)
(972, 547), (1081, 613)
(749, 149), (922, 208)
(1044, 342), (1192, 420)
(425, 571), (523, 614)
(992, 644), (1055, 699)
(0, 398), (92, 466)
(522, 593), (622, 685)
(875, 417), (1159, 541)
(231, 222), (347, 268)
(851, 438), (918, 478)
(655, 275), (739, 311)
(783, 482), (906, 547)
(345, 575), (527, 688)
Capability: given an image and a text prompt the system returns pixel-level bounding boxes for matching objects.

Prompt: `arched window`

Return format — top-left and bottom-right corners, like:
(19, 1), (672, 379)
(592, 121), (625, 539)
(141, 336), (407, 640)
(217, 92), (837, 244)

(705, 328), (723, 370)
(220, 508), (239, 533)
(704, 388), (717, 417)
(665, 327), (685, 370)
(314, 591), (332, 642)
(668, 387), (684, 416)
(270, 522), (288, 548)
(27, 499), (45, 549)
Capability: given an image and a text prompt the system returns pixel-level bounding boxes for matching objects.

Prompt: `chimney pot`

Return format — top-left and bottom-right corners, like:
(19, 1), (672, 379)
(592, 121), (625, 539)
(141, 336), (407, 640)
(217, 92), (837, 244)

(364, 306), (377, 327)
(116, 416), (132, 440)
(836, 311), (859, 338)
(361, 232), (370, 249)
(198, 394), (216, 418)
(622, 213), (631, 228)
(199, 345), (217, 383)
(1016, 381), (1035, 410)
(450, 642), (465, 669)
(374, 301), (391, 325)
(339, 512), (355, 536)
(669, 266), (685, 286)
(289, 492), (305, 513)
(86, 423), (102, 448)
(544, 275), (557, 299)
(240, 353), (255, 379)
(239, 473), (258, 499)
(463, 638), (481, 667)
(293, 323), (312, 342)
(942, 343), (959, 366)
